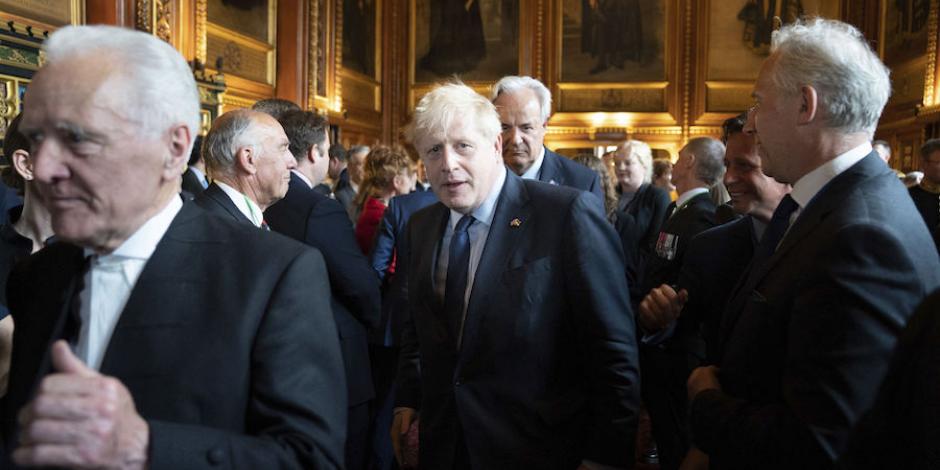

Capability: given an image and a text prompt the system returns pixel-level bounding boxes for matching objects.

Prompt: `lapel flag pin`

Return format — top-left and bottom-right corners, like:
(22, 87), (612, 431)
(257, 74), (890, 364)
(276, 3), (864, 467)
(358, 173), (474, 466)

(510, 218), (522, 227)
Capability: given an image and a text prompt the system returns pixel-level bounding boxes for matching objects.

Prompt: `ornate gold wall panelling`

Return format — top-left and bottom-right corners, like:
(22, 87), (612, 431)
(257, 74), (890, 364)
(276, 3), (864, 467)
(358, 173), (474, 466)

(202, 0), (277, 107)
(547, 0), (683, 152)
(336, 0), (383, 144)
(0, 0), (84, 29)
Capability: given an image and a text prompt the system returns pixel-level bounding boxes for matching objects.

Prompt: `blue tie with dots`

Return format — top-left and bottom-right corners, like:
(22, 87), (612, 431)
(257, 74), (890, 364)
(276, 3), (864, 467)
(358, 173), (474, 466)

(443, 214), (475, 341)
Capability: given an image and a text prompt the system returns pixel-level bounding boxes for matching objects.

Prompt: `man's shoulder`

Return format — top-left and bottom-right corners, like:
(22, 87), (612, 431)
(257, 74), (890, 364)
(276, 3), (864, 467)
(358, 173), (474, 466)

(545, 149), (598, 185)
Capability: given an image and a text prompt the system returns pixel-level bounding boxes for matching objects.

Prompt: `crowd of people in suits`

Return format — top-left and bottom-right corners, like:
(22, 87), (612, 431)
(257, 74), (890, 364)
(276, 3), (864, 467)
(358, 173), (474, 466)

(0, 16), (938, 470)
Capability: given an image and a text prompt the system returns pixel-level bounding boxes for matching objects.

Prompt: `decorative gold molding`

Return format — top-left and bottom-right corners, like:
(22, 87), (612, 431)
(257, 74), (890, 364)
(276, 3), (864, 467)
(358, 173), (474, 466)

(136, 0), (152, 33)
(156, 0), (172, 43)
(195, 0), (207, 64)
(221, 92), (256, 109)
(307, 0), (319, 109)
(682, 0), (692, 139)
(923, 0), (939, 107)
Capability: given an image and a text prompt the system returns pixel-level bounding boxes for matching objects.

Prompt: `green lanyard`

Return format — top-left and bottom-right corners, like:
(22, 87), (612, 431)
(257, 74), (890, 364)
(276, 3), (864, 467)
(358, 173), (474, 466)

(244, 195), (262, 226)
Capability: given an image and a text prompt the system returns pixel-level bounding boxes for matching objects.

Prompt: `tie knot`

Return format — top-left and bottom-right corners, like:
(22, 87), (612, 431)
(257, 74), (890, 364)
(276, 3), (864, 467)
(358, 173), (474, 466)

(773, 194), (799, 221)
(455, 214), (475, 233)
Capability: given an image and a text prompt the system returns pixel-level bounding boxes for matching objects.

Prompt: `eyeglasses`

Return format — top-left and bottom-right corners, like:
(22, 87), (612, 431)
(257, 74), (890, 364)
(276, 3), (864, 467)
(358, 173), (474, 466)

(746, 102), (760, 120)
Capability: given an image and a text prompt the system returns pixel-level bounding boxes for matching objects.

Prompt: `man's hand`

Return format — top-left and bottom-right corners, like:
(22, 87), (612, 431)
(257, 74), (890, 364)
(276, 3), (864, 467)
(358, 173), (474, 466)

(13, 340), (149, 469)
(687, 365), (721, 402)
(639, 284), (688, 332)
(390, 407), (416, 466)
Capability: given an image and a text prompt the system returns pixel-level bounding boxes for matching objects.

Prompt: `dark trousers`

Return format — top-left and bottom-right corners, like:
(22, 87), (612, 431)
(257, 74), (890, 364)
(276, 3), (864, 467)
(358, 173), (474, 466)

(347, 400), (371, 470)
(369, 345), (400, 470)
(640, 345), (699, 470)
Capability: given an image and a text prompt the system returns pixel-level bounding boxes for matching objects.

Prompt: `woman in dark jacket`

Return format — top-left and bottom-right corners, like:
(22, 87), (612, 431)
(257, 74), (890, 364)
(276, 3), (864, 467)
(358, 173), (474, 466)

(611, 139), (671, 307)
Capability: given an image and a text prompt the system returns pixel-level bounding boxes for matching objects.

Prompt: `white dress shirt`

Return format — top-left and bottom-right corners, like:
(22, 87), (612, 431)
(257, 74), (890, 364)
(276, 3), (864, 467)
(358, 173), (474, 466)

(434, 166), (507, 345)
(518, 146), (546, 180)
(76, 196), (183, 370)
(291, 169), (314, 189)
(788, 142), (872, 227)
(216, 181), (265, 227)
(188, 166), (209, 189)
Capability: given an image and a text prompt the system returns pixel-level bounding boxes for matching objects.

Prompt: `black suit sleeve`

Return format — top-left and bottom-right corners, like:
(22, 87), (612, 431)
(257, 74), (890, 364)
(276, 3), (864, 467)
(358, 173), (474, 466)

(147, 248), (348, 469)
(587, 172), (605, 206)
(394, 217), (422, 410)
(564, 192), (641, 466)
(306, 198), (381, 330)
(691, 224), (926, 467)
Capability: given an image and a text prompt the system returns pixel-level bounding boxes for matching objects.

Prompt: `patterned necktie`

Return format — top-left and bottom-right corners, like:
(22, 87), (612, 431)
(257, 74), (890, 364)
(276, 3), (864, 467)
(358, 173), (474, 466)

(751, 194), (799, 268)
(443, 215), (475, 342)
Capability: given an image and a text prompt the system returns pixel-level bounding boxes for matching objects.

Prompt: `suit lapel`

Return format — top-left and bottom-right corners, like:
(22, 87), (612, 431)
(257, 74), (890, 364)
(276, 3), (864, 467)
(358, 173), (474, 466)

(538, 148), (563, 186)
(205, 183), (252, 225)
(97, 205), (216, 375)
(459, 173), (531, 357)
(413, 203), (450, 327)
(719, 153), (887, 351)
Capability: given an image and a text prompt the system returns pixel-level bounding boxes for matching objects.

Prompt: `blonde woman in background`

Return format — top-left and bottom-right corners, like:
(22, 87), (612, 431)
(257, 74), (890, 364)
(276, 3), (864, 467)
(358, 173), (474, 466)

(611, 140), (672, 307)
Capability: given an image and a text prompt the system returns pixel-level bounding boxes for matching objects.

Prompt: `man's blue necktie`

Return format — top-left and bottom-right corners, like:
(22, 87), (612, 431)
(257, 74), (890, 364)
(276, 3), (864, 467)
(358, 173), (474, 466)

(751, 194), (799, 267)
(444, 214), (475, 341)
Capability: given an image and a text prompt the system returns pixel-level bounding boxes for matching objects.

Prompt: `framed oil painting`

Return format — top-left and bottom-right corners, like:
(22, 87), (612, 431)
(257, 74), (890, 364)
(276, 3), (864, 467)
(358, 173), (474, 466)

(559, 0), (665, 83)
(343, 0), (377, 79)
(882, 0), (930, 67)
(412, 0), (519, 83)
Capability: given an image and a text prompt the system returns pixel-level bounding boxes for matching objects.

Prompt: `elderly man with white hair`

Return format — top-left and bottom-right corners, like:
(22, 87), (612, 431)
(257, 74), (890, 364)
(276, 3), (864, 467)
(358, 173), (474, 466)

(490, 75), (604, 203)
(686, 19), (940, 469)
(391, 82), (640, 469)
(2, 25), (347, 469)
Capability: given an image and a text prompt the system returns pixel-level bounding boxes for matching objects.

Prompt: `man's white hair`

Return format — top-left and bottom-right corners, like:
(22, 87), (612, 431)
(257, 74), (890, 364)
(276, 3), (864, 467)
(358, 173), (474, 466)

(405, 82), (501, 145)
(770, 18), (890, 135)
(43, 25), (201, 153)
(490, 75), (553, 124)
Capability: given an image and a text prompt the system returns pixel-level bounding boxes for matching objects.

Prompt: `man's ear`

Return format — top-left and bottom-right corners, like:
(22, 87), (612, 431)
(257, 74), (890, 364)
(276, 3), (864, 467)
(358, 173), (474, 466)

(798, 85), (818, 125)
(164, 124), (192, 179)
(11, 149), (33, 182)
(236, 145), (258, 175)
(494, 133), (503, 162)
(306, 145), (319, 164)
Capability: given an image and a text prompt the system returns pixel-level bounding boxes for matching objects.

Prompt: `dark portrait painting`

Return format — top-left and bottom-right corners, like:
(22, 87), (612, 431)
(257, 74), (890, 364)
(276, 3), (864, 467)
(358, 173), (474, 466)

(414, 0), (518, 83)
(736, 0), (804, 55)
(561, 0), (665, 82)
(208, 0), (270, 42)
(343, 0), (376, 78)
(884, 0), (930, 65)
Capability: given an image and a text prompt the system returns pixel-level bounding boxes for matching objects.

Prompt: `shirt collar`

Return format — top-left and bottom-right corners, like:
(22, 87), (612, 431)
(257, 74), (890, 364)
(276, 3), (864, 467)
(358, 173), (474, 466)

(450, 165), (507, 230)
(519, 146), (547, 180)
(291, 169), (314, 189)
(189, 166), (208, 187)
(675, 187), (709, 210)
(85, 195), (183, 260)
(216, 181), (264, 227)
(790, 142), (871, 210)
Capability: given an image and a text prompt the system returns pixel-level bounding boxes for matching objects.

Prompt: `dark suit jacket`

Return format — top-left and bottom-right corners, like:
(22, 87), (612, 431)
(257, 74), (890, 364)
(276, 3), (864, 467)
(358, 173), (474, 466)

(369, 190), (438, 346)
(265, 173), (382, 406)
(181, 167), (207, 196)
(540, 147), (605, 204)
(613, 183), (672, 306)
(642, 191), (717, 354)
(678, 215), (757, 364)
(909, 185), (940, 251)
(193, 182), (250, 223)
(691, 153), (940, 470)
(840, 288), (940, 470)
(396, 171), (641, 469)
(1, 203), (347, 469)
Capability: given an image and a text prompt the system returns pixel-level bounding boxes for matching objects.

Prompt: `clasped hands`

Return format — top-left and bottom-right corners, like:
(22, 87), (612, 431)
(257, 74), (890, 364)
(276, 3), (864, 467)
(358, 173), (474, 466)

(638, 284), (689, 332)
(14, 340), (149, 469)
